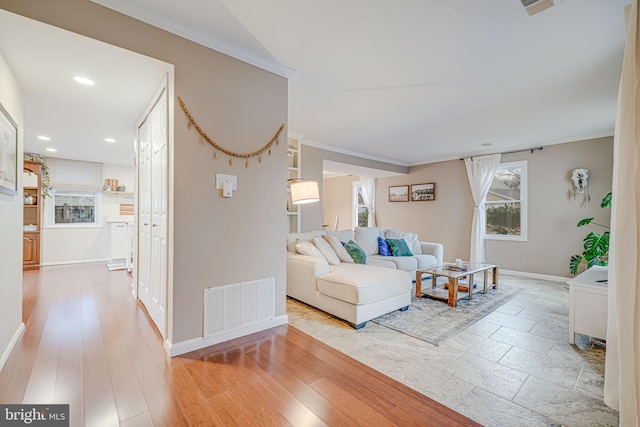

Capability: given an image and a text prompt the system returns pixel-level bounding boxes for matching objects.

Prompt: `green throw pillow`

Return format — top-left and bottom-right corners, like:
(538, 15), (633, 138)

(386, 238), (413, 256)
(343, 240), (367, 264)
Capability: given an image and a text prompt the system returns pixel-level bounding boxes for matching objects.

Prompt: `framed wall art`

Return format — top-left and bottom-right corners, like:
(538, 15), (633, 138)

(0, 101), (17, 196)
(411, 183), (435, 201)
(388, 185), (409, 202)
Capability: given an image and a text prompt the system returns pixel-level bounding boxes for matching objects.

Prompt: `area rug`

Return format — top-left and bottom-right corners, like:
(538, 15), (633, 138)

(371, 281), (524, 346)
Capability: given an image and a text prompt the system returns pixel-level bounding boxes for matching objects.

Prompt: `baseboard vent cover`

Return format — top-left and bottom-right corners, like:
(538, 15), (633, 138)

(204, 277), (275, 338)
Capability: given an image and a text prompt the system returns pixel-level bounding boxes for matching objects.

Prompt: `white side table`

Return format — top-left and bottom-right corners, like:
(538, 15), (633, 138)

(567, 266), (608, 344)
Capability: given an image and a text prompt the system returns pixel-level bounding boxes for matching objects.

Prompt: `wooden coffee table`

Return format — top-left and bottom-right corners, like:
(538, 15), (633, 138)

(415, 263), (499, 307)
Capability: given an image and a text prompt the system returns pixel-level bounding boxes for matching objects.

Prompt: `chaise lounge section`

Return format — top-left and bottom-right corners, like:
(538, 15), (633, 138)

(286, 228), (444, 328)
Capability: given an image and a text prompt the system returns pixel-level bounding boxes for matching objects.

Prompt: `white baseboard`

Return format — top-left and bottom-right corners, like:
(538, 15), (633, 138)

(501, 269), (569, 283)
(165, 315), (289, 357)
(41, 258), (110, 267)
(0, 322), (25, 373)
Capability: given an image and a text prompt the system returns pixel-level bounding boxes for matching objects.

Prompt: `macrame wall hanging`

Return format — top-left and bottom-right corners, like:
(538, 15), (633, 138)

(178, 96), (284, 168)
(571, 167), (590, 205)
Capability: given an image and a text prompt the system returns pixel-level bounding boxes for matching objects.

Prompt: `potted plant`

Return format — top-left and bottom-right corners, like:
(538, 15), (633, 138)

(569, 192), (611, 275)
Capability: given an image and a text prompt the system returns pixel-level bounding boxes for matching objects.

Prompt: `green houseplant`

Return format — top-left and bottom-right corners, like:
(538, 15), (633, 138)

(569, 192), (611, 275)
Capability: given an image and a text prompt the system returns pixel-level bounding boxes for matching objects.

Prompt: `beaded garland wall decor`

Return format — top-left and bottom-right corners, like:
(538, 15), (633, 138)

(178, 96), (284, 168)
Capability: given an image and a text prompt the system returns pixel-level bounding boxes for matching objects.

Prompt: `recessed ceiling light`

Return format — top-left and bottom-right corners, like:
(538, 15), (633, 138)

(46, 148), (57, 152)
(73, 76), (95, 86)
(37, 135), (51, 141)
(104, 138), (116, 143)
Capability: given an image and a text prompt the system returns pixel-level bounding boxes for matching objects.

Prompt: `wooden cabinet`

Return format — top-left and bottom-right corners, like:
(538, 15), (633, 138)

(23, 160), (42, 270)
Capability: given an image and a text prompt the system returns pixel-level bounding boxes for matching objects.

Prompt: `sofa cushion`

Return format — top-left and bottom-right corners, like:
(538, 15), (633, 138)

(295, 240), (325, 260)
(326, 229), (354, 243)
(385, 229), (422, 255)
(313, 236), (340, 266)
(378, 236), (392, 256)
(344, 240), (367, 264)
(366, 257), (398, 269)
(387, 238), (413, 256)
(369, 255), (418, 271)
(323, 235), (355, 263)
(317, 264), (411, 305)
(287, 230), (326, 253)
(355, 227), (382, 255)
(414, 254), (438, 269)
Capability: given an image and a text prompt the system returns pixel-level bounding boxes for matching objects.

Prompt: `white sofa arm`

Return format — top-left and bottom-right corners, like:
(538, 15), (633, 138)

(420, 242), (444, 265)
(286, 252), (330, 306)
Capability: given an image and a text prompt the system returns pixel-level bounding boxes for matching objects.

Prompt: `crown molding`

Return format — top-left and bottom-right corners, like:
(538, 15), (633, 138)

(300, 137), (409, 167)
(90, 0), (295, 79)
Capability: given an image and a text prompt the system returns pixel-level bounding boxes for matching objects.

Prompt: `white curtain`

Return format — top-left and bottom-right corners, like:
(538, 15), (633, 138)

(604, 2), (640, 425)
(360, 176), (377, 227)
(464, 154), (501, 264)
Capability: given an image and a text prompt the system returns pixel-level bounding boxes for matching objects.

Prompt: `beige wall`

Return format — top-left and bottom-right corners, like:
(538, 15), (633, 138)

(319, 137), (613, 278)
(323, 175), (359, 230)
(487, 137), (612, 277)
(301, 144), (408, 231)
(2, 0), (288, 344)
(0, 51), (23, 369)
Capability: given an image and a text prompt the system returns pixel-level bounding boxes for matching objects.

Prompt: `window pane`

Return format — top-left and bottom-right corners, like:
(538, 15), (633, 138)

(357, 187), (365, 206)
(54, 192), (96, 223)
(358, 206), (369, 227)
(486, 202), (520, 235)
(488, 167), (521, 201)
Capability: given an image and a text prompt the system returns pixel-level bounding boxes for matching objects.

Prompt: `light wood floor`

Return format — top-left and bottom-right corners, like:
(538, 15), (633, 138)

(0, 263), (480, 426)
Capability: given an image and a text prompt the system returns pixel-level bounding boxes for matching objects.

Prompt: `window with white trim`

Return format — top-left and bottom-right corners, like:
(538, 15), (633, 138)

(485, 160), (527, 241)
(353, 182), (369, 228)
(51, 190), (99, 225)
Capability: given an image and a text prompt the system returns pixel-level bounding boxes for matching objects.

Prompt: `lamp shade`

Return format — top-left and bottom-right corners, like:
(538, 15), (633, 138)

(290, 180), (319, 204)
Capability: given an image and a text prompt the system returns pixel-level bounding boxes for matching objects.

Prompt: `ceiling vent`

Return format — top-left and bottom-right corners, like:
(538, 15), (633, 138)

(520, 0), (555, 16)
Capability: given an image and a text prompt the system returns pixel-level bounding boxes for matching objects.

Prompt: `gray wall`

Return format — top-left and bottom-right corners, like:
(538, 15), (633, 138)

(319, 137), (613, 278)
(3, 0), (288, 345)
(0, 51), (23, 369)
(486, 137), (612, 277)
(323, 175), (359, 230)
(301, 144), (408, 231)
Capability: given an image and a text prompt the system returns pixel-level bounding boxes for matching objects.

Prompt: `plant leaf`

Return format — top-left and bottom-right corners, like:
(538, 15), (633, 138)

(583, 231), (609, 258)
(570, 255), (583, 275)
(577, 218), (594, 227)
(601, 192), (612, 208)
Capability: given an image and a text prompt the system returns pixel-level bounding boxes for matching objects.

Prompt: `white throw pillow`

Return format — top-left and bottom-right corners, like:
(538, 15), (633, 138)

(322, 234), (355, 263)
(295, 240), (326, 260)
(325, 229), (354, 243)
(313, 236), (340, 265)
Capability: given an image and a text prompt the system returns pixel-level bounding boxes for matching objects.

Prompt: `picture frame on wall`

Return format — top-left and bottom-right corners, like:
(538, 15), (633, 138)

(411, 183), (435, 201)
(388, 185), (409, 202)
(0, 101), (18, 196)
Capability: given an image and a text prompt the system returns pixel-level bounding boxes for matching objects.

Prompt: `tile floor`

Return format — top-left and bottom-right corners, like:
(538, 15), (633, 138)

(286, 274), (619, 427)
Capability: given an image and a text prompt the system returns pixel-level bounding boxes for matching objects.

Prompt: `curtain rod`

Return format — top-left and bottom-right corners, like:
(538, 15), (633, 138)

(460, 146), (543, 161)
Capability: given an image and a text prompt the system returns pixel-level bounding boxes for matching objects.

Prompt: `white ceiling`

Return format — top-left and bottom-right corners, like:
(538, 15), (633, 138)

(0, 0), (629, 169)
(0, 9), (171, 167)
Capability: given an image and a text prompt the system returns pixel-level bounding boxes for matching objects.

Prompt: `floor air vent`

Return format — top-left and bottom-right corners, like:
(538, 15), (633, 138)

(519, 0), (555, 16)
(203, 278), (275, 337)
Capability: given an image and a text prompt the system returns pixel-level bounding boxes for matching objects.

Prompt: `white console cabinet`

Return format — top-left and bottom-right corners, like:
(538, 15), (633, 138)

(567, 266), (608, 344)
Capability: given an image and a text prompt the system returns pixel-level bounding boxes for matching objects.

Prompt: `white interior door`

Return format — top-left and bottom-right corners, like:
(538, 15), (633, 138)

(137, 82), (168, 338)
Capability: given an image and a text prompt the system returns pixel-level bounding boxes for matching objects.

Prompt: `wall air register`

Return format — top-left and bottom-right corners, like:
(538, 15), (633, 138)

(519, 0), (555, 16)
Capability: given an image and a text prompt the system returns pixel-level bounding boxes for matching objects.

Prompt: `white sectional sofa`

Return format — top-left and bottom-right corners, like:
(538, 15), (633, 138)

(286, 227), (444, 329)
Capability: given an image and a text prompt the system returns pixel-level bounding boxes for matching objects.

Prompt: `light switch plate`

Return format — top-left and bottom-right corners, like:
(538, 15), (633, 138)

(215, 174), (237, 190)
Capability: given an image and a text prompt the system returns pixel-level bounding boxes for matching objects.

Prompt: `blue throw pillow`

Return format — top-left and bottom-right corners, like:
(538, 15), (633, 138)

(386, 238), (413, 257)
(343, 240), (367, 264)
(378, 236), (392, 256)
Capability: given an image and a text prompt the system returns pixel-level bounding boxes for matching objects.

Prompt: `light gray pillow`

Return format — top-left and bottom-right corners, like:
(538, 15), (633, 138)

(386, 229), (422, 254)
(322, 234), (355, 263)
(326, 229), (354, 243)
(313, 236), (340, 265)
(295, 240), (326, 260)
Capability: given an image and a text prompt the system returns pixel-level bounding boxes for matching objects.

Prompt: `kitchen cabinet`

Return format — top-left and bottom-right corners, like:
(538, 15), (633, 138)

(23, 160), (42, 270)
